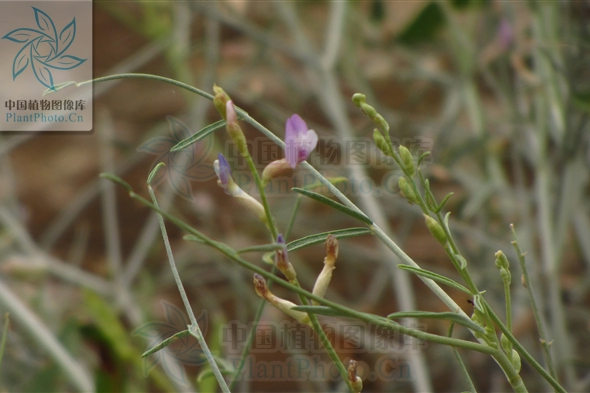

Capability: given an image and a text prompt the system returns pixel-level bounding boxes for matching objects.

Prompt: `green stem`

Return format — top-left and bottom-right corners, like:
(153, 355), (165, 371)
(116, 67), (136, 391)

(292, 280), (352, 392)
(511, 225), (558, 381)
(448, 323), (477, 393)
(228, 295), (266, 390)
(242, 151), (278, 239)
(149, 187), (230, 393)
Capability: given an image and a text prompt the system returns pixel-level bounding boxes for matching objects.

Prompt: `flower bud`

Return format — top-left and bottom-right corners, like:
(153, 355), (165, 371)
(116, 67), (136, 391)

(398, 176), (419, 205)
(326, 234), (339, 261)
(312, 235), (338, 305)
(352, 93), (366, 107)
(225, 100), (248, 157)
(373, 129), (392, 156)
(398, 145), (415, 176)
(510, 349), (521, 372)
(348, 360), (363, 393)
(214, 154), (267, 224)
(253, 274), (311, 326)
(494, 250), (509, 270)
(423, 214), (447, 245)
(213, 84), (230, 119)
(261, 158), (292, 186)
(275, 234), (297, 282)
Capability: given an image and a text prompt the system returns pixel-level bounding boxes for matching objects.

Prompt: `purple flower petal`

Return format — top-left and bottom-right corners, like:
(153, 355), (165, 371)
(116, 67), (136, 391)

(215, 153), (231, 189)
(285, 114), (315, 168)
(299, 129), (318, 162)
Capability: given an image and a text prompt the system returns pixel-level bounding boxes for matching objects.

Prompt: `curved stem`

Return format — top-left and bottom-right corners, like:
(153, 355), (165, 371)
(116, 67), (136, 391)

(149, 187), (230, 393)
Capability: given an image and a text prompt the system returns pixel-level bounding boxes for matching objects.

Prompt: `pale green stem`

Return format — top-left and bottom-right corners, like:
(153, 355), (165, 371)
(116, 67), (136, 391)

(449, 323), (477, 393)
(511, 225), (558, 380)
(149, 186), (230, 393)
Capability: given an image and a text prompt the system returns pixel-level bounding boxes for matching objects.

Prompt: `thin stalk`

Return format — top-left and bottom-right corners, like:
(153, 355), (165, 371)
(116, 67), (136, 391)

(511, 224), (558, 380)
(292, 280), (352, 393)
(448, 323), (477, 393)
(532, 3), (575, 385)
(228, 295), (267, 390)
(241, 151), (278, 239)
(148, 186), (230, 393)
(285, 195), (303, 240)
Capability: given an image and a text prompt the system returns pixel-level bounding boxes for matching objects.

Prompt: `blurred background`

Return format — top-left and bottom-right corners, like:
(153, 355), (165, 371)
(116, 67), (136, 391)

(1, 1), (589, 392)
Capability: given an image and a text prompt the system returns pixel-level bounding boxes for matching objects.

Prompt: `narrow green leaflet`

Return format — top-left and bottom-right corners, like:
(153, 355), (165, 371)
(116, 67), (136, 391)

(141, 330), (191, 358)
(292, 188), (373, 225)
(287, 227), (372, 252)
(147, 162), (166, 186)
(387, 311), (485, 334)
(183, 234), (206, 244)
(300, 177), (348, 191)
(397, 265), (471, 294)
(291, 306), (354, 318)
(236, 243), (285, 254)
(170, 120), (226, 152)
(99, 173), (132, 192)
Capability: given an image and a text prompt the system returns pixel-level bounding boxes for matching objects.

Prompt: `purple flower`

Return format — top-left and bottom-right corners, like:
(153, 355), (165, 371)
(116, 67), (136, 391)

(214, 153), (232, 192)
(497, 18), (514, 50)
(285, 114), (318, 168)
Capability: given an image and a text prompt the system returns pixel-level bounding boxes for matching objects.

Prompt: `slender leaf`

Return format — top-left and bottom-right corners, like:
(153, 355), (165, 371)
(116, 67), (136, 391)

(287, 227), (372, 252)
(141, 330), (191, 358)
(170, 120), (226, 152)
(292, 188), (372, 225)
(183, 235), (205, 243)
(397, 265), (471, 294)
(99, 173), (132, 192)
(236, 243), (284, 254)
(300, 177), (348, 191)
(291, 306), (354, 318)
(387, 311), (485, 334)
(147, 162), (166, 186)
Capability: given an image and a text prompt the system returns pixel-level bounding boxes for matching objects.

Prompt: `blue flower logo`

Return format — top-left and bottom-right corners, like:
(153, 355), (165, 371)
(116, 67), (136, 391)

(2, 7), (87, 90)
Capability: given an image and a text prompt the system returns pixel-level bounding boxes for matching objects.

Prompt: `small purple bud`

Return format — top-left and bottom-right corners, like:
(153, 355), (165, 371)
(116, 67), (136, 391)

(285, 114), (318, 169)
(498, 18), (514, 50)
(214, 153), (231, 191)
(275, 233), (296, 282)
